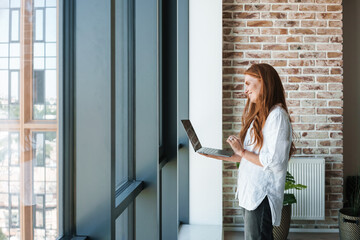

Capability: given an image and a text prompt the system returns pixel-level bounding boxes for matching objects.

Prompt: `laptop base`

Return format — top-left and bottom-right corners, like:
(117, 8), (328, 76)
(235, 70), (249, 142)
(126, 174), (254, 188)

(197, 147), (233, 157)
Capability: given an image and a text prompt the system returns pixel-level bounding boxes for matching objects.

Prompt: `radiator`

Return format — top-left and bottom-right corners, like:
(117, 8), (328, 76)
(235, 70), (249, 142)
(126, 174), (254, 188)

(286, 157), (325, 220)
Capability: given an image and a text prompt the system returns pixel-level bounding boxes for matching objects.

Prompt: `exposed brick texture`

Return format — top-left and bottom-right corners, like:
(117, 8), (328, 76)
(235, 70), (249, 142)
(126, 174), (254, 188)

(222, 0), (343, 229)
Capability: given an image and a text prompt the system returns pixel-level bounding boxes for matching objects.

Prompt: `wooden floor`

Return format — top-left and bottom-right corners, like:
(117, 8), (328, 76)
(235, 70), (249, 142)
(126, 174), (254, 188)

(224, 231), (339, 240)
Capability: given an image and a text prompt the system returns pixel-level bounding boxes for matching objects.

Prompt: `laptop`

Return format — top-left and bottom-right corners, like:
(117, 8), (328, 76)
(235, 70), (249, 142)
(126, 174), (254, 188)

(181, 120), (233, 157)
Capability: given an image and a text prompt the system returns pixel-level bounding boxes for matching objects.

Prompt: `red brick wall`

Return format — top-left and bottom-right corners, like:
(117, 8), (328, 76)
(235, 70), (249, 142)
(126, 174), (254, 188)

(222, 0), (343, 229)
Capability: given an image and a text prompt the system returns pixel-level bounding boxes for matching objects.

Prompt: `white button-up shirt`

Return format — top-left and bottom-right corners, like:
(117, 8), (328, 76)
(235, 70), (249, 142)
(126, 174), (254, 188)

(235, 105), (292, 226)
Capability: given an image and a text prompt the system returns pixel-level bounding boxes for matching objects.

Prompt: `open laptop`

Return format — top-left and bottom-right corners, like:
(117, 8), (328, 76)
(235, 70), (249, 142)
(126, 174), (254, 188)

(181, 120), (233, 157)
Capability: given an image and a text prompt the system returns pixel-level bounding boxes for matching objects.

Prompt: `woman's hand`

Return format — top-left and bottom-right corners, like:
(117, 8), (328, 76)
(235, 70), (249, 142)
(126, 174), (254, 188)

(226, 135), (244, 156)
(198, 152), (241, 163)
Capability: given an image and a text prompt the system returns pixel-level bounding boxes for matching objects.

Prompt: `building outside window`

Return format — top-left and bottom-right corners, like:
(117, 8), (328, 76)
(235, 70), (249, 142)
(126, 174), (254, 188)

(0, 0), (58, 239)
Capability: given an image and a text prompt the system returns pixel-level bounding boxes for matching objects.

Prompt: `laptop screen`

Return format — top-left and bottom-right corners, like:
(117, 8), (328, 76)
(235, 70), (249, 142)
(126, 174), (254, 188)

(181, 120), (202, 152)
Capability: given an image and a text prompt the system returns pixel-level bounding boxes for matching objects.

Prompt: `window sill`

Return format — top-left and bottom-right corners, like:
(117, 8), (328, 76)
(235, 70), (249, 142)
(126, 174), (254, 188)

(115, 180), (144, 218)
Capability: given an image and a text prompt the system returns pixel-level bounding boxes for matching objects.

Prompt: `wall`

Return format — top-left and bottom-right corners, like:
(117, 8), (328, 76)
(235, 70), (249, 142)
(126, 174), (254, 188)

(76, 0), (112, 238)
(189, 0), (223, 225)
(222, 0), (343, 230)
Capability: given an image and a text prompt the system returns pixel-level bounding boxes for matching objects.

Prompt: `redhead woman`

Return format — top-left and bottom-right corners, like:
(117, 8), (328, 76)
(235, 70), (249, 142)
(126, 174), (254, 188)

(200, 63), (296, 240)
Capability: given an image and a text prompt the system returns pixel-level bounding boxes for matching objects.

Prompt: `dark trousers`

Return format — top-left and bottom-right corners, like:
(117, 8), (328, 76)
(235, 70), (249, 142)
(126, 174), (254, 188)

(241, 196), (274, 240)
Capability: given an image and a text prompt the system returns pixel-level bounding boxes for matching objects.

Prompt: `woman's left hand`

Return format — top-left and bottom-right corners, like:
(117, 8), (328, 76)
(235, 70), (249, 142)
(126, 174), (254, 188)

(226, 135), (244, 156)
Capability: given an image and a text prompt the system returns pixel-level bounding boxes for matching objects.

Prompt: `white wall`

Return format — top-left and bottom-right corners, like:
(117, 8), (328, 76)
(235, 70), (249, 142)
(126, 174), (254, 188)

(189, 0), (223, 225)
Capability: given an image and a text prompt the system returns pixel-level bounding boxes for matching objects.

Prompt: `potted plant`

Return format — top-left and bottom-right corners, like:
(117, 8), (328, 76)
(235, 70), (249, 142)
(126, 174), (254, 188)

(273, 171), (307, 240)
(339, 176), (360, 239)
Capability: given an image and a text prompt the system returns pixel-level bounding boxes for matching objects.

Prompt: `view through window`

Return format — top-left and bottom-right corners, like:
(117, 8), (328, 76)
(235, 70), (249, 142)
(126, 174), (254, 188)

(0, 0), (58, 239)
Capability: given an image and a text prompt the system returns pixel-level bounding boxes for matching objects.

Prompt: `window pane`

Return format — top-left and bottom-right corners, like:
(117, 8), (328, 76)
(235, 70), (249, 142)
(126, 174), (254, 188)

(0, 58), (8, 69)
(33, 70), (45, 103)
(9, 133), (19, 166)
(34, 42), (45, 57)
(45, 43), (56, 57)
(33, 5), (57, 120)
(45, 8), (56, 42)
(35, 9), (43, 41)
(115, 0), (130, 188)
(34, 0), (44, 7)
(10, 43), (19, 57)
(34, 133), (45, 166)
(34, 57), (45, 69)
(10, 194), (19, 227)
(0, 9), (9, 43)
(0, 0), (9, 8)
(0, 44), (8, 57)
(0, 131), (21, 239)
(45, 70), (56, 119)
(9, 57), (19, 69)
(0, 70), (8, 119)
(10, 71), (19, 119)
(10, 71), (19, 102)
(46, 0), (56, 7)
(11, 10), (19, 42)
(32, 132), (57, 239)
(10, 0), (20, 8)
(45, 57), (56, 69)
(34, 194), (44, 228)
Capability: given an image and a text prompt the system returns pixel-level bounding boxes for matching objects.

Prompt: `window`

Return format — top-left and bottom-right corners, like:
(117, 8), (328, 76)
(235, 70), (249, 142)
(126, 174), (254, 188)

(10, 194), (20, 228)
(0, 0), (59, 239)
(115, 0), (134, 190)
(0, 1), (20, 120)
(34, 194), (45, 229)
(59, 0), (188, 238)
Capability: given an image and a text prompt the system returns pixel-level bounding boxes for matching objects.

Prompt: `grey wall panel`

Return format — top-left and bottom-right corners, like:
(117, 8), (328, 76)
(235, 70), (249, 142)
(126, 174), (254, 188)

(161, 0), (179, 238)
(61, 0), (76, 236)
(162, 160), (178, 239)
(75, 0), (112, 239)
(178, 0), (189, 225)
(134, 0), (160, 239)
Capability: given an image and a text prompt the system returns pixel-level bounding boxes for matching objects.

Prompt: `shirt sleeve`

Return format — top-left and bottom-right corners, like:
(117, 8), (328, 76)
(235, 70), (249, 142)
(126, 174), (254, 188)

(258, 109), (292, 172)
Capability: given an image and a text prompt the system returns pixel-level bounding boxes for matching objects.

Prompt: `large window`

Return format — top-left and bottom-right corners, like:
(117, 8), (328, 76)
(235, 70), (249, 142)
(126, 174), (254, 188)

(0, 0), (58, 239)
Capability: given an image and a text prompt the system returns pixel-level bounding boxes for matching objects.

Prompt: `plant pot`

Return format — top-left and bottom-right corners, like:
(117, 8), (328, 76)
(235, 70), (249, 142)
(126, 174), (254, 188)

(339, 208), (360, 240)
(273, 204), (291, 240)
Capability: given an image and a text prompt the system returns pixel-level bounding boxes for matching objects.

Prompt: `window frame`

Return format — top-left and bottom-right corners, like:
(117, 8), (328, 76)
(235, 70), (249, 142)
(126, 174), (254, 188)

(58, 0), (190, 239)
(58, 0), (75, 237)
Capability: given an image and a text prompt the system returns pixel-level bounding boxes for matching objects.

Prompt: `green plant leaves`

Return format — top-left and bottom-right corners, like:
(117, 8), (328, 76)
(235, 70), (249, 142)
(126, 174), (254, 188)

(284, 193), (296, 206)
(284, 171), (307, 205)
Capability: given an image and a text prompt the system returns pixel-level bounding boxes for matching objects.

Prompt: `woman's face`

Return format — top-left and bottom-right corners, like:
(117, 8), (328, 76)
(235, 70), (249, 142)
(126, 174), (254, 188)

(244, 74), (262, 104)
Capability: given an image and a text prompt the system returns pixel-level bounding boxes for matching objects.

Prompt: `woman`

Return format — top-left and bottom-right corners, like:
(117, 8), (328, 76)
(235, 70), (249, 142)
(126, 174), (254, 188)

(200, 63), (296, 240)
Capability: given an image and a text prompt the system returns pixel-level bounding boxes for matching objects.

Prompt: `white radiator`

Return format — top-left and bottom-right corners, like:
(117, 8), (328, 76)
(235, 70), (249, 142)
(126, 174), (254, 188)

(286, 157), (325, 220)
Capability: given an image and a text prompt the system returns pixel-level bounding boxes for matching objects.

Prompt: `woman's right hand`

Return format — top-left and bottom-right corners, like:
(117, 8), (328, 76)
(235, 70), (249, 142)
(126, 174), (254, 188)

(226, 135), (244, 156)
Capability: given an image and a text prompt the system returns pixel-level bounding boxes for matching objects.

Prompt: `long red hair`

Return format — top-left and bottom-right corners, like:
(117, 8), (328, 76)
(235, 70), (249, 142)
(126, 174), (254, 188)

(239, 63), (296, 159)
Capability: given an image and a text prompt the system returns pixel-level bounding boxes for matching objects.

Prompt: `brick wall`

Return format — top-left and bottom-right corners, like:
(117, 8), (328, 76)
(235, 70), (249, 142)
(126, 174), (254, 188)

(222, 0), (343, 229)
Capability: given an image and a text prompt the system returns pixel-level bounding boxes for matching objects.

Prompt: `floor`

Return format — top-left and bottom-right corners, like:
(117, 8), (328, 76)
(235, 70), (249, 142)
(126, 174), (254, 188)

(178, 224), (223, 240)
(224, 231), (339, 240)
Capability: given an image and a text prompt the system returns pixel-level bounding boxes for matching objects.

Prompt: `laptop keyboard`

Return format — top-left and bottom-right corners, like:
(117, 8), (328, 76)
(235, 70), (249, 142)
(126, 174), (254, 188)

(201, 148), (218, 155)
(199, 147), (231, 156)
